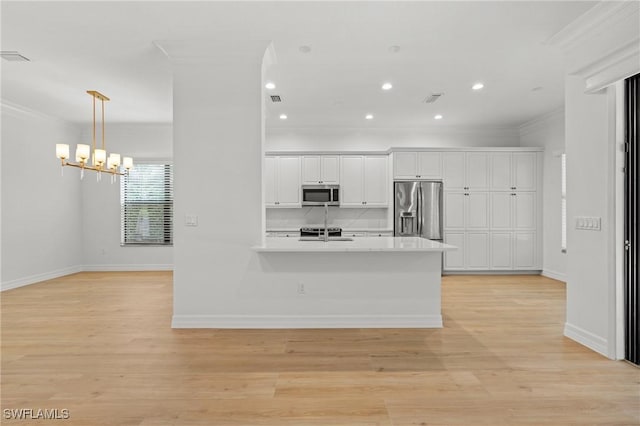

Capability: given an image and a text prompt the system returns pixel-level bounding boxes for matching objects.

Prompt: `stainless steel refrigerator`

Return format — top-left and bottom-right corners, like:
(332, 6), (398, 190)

(394, 181), (443, 240)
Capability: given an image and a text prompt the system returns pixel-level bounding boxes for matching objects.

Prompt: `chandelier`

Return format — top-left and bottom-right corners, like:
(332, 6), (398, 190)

(55, 90), (133, 182)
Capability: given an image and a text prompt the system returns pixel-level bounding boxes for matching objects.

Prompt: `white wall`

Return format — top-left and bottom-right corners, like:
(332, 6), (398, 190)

(1, 103), (84, 290)
(266, 127), (520, 152)
(80, 123), (173, 270)
(519, 108), (566, 281)
(553, 1), (640, 358)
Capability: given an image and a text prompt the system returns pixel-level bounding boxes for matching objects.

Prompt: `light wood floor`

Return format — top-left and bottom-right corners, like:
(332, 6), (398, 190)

(1, 272), (638, 425)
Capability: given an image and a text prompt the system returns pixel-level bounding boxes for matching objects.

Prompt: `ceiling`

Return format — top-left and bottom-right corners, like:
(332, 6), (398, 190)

(1, 1), (597, 129)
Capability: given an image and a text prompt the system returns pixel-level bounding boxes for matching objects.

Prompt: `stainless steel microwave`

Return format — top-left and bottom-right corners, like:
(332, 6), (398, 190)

(302, 185), (340, 206)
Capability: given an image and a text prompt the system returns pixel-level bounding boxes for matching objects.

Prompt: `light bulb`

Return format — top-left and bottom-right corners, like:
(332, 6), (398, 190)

(56, 144), (69, 160)
(76, 144), (90, 162)
(94, 149), (106, 165)
(123, 157), (133, 170)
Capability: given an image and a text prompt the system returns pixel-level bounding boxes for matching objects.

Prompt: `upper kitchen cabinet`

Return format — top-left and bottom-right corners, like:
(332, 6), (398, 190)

(490, 152), (537, 191)
(394, 151), (442, 180)
(340, 155), (388, 207)
(265, 156), (301, 208)
(302, 155), (340, 184)
(442, 152), (489, 191)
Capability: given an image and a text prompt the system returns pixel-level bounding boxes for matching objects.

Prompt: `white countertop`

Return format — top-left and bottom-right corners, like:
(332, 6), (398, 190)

(252, 236), (457, 253)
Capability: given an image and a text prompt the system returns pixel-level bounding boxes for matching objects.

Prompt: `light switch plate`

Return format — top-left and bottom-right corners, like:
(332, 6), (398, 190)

(185, 214), (198, 227)
(575, 216), (601, 231)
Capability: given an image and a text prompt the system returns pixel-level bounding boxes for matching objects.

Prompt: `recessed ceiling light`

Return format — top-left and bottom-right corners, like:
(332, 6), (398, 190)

(382, 82), (393, 91)
(265, 82), (276, 90)
(279, 114), (287, 120)
(389, 45), (401, 53)
(434, 114), (443, 120)
(299, 45), (311, 53)
(365, 114), (374, 120)
(472, 82), (484, 91)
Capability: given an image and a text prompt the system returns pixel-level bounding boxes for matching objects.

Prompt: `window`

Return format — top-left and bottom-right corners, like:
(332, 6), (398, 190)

(561, 153), (567, 252)
(121, 163), (173, 246)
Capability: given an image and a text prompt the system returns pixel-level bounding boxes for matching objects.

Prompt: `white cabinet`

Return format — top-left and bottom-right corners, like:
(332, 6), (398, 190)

(265, 156), (301, 208)
(444, 231), (490, 271)
(340, 155), (388, 207)
(394, 152), (442, 179)
(444, 191), (490, 230)
(443, 152), (489, 190)
(490, 152), (536, 191)
(490, 192), (536, 230)
(302, 156), (339, 184)
(367, 231), (394, 237)
(266, 231), (300, 238)
(490, 231), (536, 270)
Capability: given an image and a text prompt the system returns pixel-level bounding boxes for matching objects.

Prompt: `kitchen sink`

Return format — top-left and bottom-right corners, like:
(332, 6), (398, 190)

(298, 237), (354, 242)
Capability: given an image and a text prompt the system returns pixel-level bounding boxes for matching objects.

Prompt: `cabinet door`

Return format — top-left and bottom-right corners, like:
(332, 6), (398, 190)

(394, 152), (418, 179)
(490, 232), (512, 269)
(321, 156), (340, 184)
(513, 192), (536, 230)
(276, 156), (301, 206)
(364, 156), (388, 206)
(444, 192), (466, 229)
(466, 192), (490, 229)
(444, 232), (465, 270)
(443, 152), (466, 190)
(490, 192), (512, 229)
(466, 153), (489, 190)
(340, 156), (365, 206)
(417, 152), (442, 179)
(490, 152), (512, 191)
(466, 232), (490, 269)
(264, 156), (277, 206)
(513, 232), (536, 269)
(301, 156), (322, 184)
(513, 152), (536, 191)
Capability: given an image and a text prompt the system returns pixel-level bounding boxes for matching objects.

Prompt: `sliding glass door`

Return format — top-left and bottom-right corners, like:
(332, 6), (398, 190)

(625, 73), (639, 365)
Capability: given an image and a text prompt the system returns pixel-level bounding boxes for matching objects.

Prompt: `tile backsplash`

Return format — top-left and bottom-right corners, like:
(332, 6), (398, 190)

(266, 207), (390, 230)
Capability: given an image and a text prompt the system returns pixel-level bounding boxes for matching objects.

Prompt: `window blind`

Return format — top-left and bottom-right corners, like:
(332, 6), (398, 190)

(561, 153), (567, 251)
(121, 164), (173, 246)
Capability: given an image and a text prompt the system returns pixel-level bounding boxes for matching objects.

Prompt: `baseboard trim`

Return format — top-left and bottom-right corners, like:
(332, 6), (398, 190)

(564, 322), (610, 358)
(172, 314), (443, 329)
(1, 265), (83, 292)
(83, 264), (174, 272)
(443, 270), (541, 276)
(1, 265), (174, 291)
(542, 269), (566, 282)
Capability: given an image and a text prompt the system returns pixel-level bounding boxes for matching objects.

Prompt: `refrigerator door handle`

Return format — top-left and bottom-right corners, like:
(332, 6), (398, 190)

(417, 184), (423, 236)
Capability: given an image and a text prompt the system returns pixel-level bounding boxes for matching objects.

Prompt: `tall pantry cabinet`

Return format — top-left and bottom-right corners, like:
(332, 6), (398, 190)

(442, 149), (541, 272)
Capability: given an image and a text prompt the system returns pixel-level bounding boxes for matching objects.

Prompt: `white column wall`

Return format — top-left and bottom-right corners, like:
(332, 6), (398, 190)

(1, 104), (83, 290)
(166, 43), (268, 318)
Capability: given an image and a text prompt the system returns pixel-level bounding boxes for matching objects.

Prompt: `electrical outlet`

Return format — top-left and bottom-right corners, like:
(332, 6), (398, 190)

(185, 214), (198, 227)
(297, 283), (306, 295)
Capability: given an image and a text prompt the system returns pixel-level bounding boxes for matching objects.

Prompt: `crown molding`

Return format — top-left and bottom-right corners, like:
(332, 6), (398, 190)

(518, 107), (564, 137)
(546, 1), (638, 52)
(574, 38), (640, 93)
(1, 99), (78, 128)
(267, 125), (519, 135)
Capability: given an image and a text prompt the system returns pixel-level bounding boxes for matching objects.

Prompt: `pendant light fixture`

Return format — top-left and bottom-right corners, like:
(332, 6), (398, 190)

(55, 90), (133, 182)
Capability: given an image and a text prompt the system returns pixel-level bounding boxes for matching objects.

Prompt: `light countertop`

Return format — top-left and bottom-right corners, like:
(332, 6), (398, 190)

(252, 236), (457, 253)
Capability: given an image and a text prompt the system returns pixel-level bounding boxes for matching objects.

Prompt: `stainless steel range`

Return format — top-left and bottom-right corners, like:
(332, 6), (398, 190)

(300, 227), (342, 238)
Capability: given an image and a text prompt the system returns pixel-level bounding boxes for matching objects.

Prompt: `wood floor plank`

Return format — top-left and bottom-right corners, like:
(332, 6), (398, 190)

(1, 271), (638, 425)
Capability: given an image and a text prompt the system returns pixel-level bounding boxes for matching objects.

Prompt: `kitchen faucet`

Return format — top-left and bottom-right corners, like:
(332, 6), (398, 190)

(323, 202), (329, 242)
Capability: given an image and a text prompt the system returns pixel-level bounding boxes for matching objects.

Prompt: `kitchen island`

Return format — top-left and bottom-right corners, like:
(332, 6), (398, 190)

(247, 237), (456, 328)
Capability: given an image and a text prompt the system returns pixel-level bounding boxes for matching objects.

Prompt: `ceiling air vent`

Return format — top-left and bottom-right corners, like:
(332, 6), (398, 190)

(1, 51), (30, 62)
(270, 95), (282, 102)
(423, 93), (444, 104)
